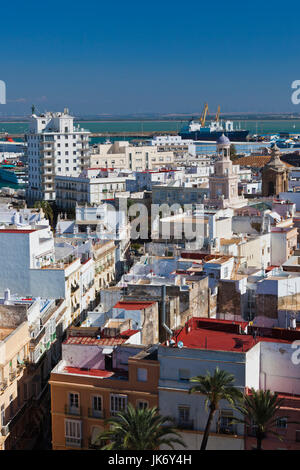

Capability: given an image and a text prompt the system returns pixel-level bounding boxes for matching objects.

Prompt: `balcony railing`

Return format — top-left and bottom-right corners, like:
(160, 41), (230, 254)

(71, 283), (80, 294)
(217, 424), (238, 435)
(177, 419), (194, 430)
(0, 379), (8, 392)
(9, 370), (17, 382)
(64, 405), (82, 417)
(65, 437), (82, 448)
(88, 408), (105, 419)
(17, 363), (25, 375)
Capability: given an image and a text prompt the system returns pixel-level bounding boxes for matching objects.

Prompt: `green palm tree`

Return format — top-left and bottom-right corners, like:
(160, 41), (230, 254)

(233, 388), (287, 450)
(34, 200), (54, 226)
(189, 367), (242, 450)
(98, 404), (186, 450)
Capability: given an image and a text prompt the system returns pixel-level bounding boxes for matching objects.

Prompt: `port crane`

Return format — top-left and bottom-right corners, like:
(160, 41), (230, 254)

(199, 103), (208, 127)
(198, 104), (220, 127)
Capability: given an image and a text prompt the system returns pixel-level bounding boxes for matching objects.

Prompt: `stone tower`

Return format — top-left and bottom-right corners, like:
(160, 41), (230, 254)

(207, 134), (245, 208)
(262, 144), (289, 196)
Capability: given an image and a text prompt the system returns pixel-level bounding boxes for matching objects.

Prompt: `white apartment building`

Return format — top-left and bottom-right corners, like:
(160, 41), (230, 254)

(0, 226), (98, 327)
(55, 168), (133, 209)
(90, 140), (174, 171)
(26, 109), (90, 202)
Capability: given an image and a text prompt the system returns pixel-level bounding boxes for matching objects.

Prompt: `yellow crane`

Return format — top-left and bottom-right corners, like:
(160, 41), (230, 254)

(199, 103), (208, 127)
(215, 105), (220, 123)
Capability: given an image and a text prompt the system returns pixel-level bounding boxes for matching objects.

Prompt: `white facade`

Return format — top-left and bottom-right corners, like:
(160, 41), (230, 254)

(90, 140), (174, 171)
(55, 168), (132, 208)
(158, 344), (246, 450)
(26, 110), (90, 202)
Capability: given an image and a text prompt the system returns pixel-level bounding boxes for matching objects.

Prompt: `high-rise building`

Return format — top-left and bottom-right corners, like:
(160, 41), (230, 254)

(26, 109), (90, 202)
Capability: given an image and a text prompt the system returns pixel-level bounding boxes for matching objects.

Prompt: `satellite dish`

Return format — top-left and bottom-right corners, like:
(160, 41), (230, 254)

(178, 341), (184, 349)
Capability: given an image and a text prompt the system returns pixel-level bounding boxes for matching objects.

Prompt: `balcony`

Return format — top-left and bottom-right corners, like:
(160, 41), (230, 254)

(177, 419), (194, 430)
(88, 408), (105, 419)
(17, 363), (25, 375)
(0, 380), (8, 393)
(217, 424), (238, 435)
(9, 370), (17, 382)
(64, 405), (82, 417)
(71, 283), (80, 294)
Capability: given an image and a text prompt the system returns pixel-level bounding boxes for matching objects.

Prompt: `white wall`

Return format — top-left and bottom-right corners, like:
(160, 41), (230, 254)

(259, 341), (300, 394)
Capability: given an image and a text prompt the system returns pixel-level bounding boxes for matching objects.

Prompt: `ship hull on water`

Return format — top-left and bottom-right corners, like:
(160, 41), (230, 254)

(0, 167), (27, 185)
(179, 129), (249, 142)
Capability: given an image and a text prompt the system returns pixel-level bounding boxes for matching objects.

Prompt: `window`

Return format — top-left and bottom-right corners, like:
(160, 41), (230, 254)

(178, 406), (190, 423)
(137, 400), (148, 410)
(92, 395), (103, 418)
(276, 417), (287, 429)
(69, 392), (79, 410)
(178, 369), (190, 381)
(65, 419), (82, 447)
(137, 368), (147, 382)
(219, 410), (235, 434)
(110, 394), (127, 415)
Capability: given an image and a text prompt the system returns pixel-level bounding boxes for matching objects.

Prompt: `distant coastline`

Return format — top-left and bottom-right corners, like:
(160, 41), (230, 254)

(1, 115), (300, 123)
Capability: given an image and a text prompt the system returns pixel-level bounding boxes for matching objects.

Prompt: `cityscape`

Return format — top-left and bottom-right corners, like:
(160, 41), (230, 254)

(1, 0), (300, 458)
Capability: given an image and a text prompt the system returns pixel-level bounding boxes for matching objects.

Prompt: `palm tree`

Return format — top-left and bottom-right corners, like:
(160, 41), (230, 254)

(34, 200), (54, 226)
(233, 388), (286, 450)
(98, 404), (186, 450)
(189, 367), (242, 450)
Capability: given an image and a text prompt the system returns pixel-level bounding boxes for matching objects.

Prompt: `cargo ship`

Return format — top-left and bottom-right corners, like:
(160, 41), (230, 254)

(179, 104), (249, 142)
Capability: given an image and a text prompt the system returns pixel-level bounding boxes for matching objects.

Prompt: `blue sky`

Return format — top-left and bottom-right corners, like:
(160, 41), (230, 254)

(1, 0), (300, 115)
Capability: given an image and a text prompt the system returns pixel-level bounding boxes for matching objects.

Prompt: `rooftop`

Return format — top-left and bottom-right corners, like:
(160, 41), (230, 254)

(168, 318), (299, 353)
(233, 155), (293, 168)
(0, 229), (36, 234)
(62, 366), (128, 379)
(113, 300), (156, 310)
(64, 329), (139, 347)
(0, 327), (14, 341)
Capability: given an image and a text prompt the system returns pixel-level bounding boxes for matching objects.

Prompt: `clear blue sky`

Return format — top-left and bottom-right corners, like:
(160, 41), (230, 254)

(1, 0), (300, 115)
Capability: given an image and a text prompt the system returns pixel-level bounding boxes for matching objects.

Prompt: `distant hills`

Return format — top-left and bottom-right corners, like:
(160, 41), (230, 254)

(1, 112), (300, 122)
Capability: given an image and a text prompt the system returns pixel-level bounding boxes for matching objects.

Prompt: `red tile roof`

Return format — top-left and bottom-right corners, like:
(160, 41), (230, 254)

(64, 330), (139, 346)
(233, 155), (294, 168)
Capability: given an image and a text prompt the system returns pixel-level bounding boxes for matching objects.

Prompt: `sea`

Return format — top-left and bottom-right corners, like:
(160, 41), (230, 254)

(1, 119), (300, 189)
(1, 119), (300, 144)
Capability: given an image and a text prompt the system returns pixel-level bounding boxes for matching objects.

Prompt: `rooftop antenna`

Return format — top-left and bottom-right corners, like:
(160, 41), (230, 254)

(31, 104), (35, 115)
